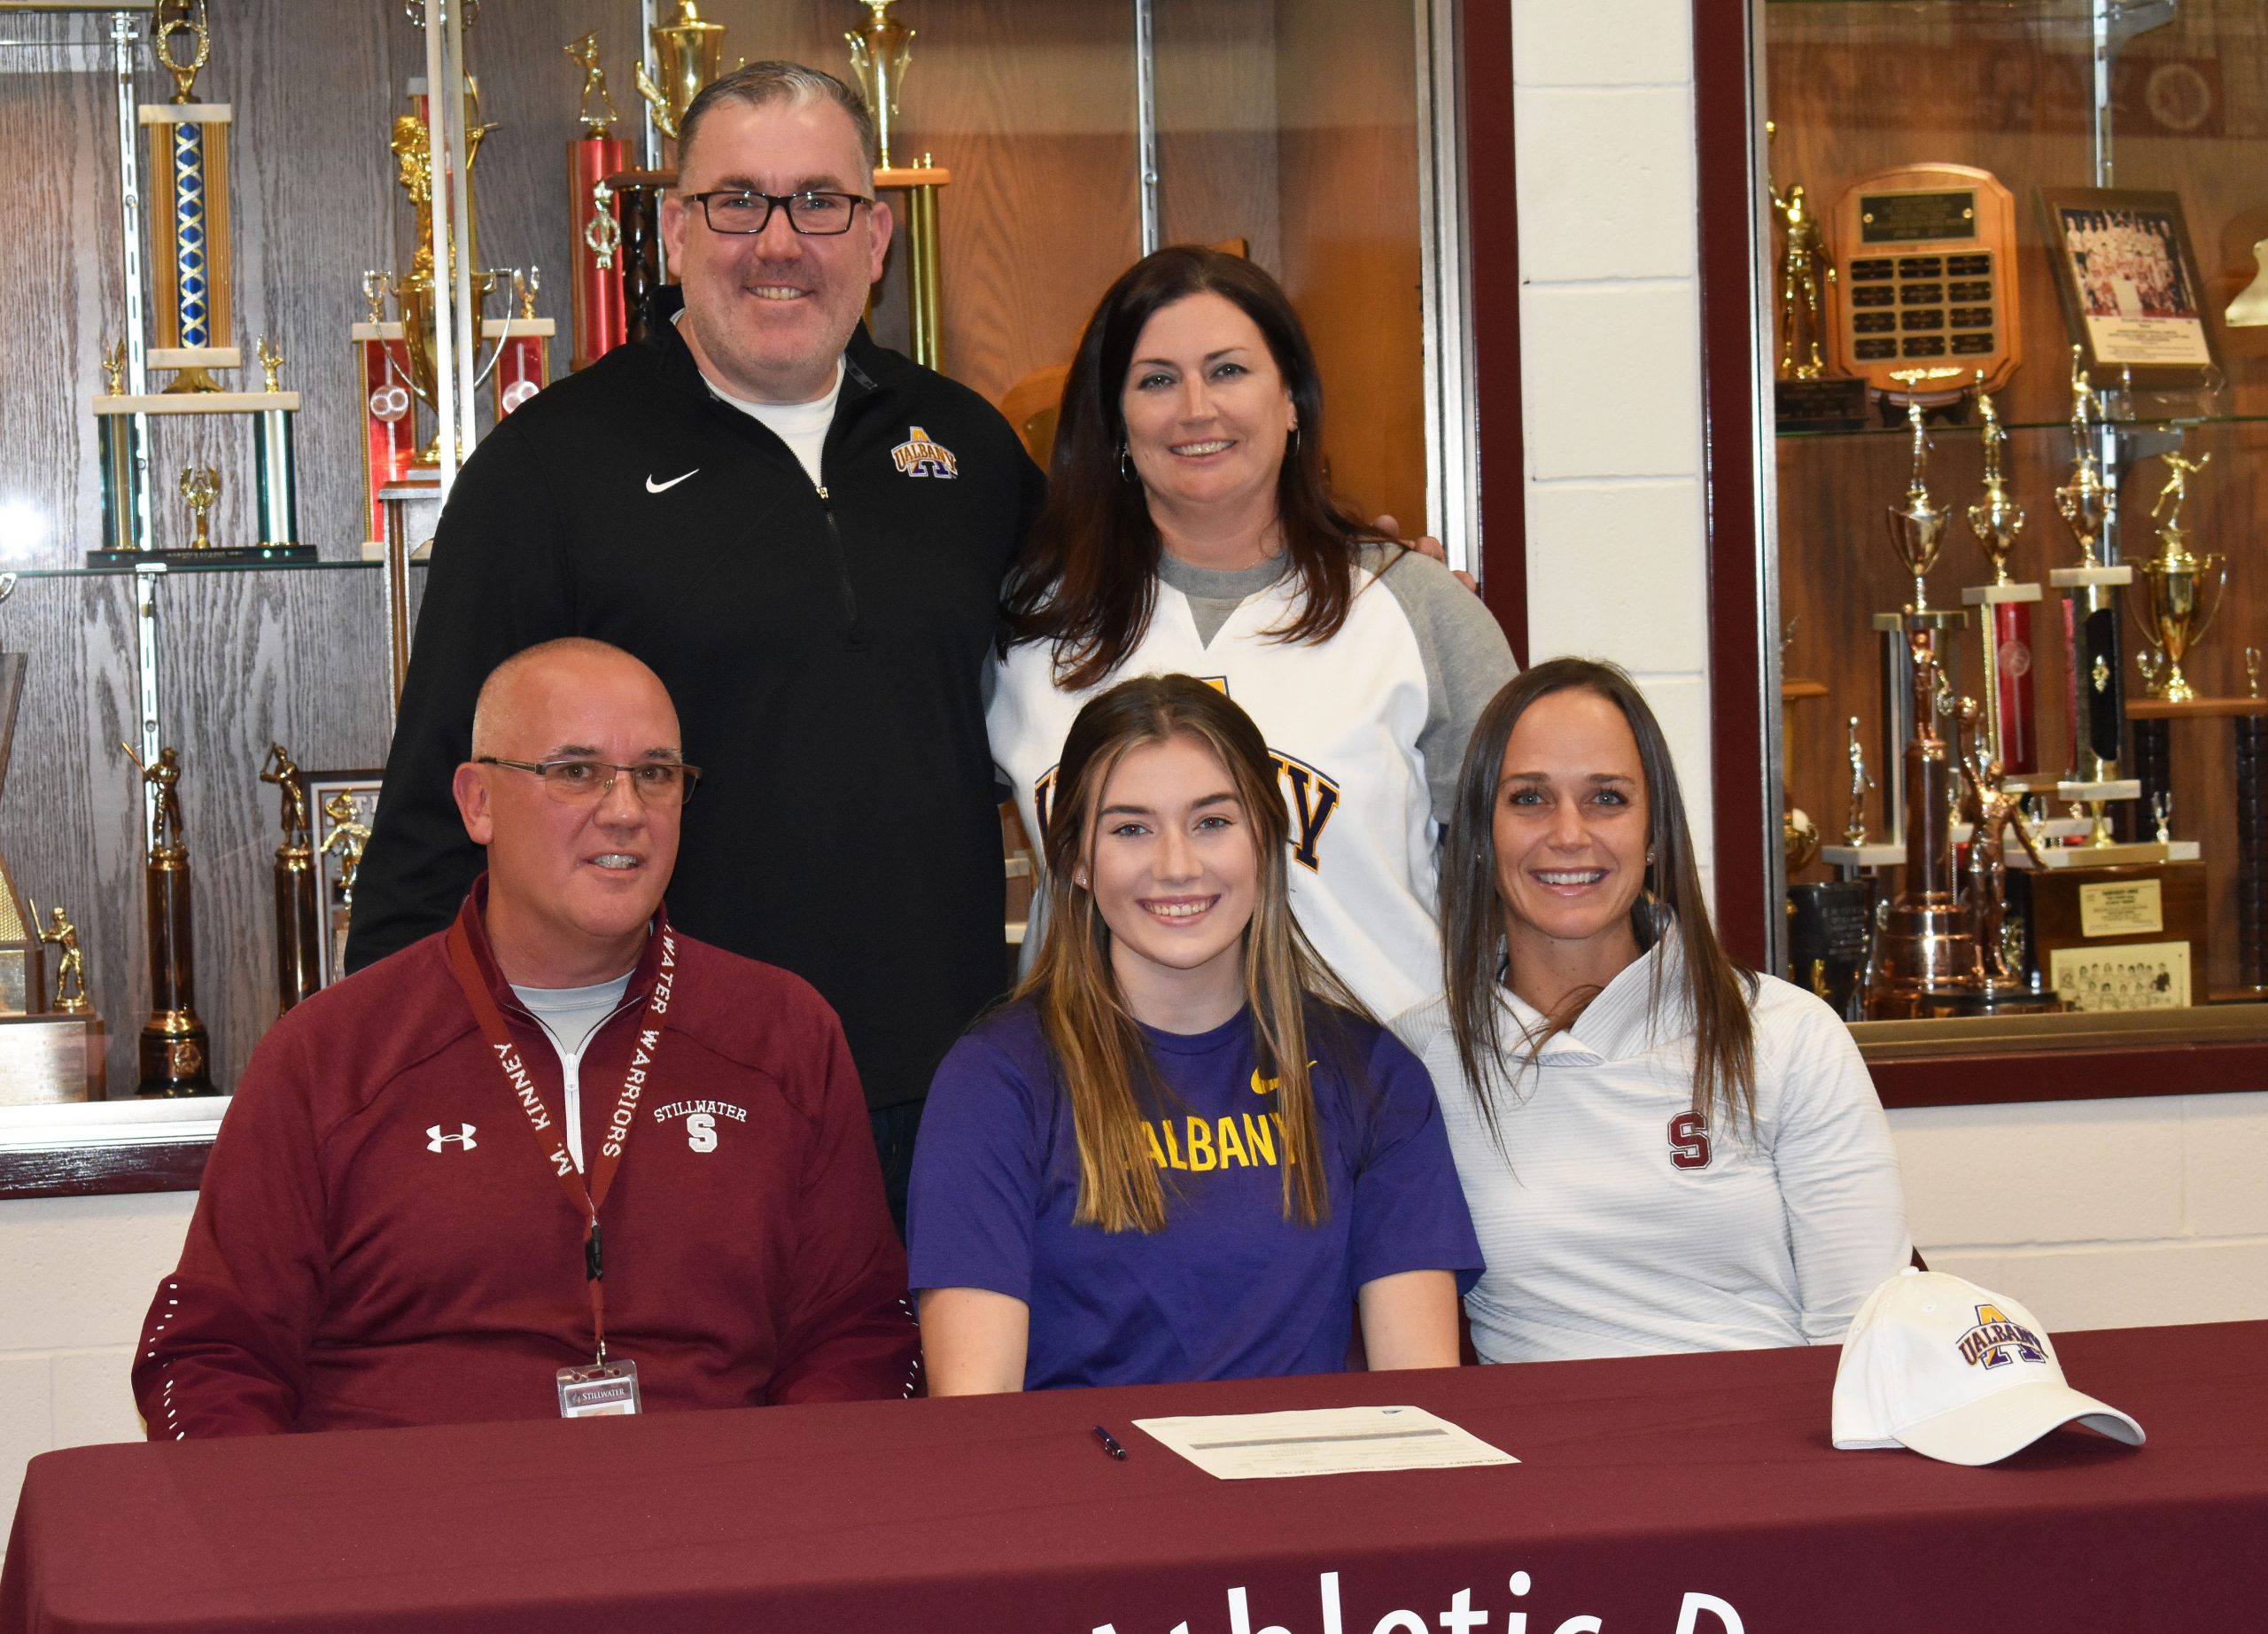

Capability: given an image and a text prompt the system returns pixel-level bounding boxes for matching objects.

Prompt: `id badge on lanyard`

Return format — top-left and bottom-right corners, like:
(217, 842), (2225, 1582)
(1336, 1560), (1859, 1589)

(445, 917), (679, 1418)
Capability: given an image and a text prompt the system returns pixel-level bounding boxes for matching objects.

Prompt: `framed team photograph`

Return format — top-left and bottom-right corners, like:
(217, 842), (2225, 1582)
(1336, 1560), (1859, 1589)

(2039, 187), (2222, 385)
(2047, 940), (2193, 1015)
(304, 769), (382, 989)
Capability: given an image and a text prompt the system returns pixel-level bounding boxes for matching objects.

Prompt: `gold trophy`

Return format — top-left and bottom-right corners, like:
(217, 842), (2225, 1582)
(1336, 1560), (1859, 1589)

(2246, 647), (2262, 700)
(2131, 449), (2227, 704)
(634, 2), (727, 144)
(261, 744), (322, 1013)
(1886, 397), (1953, 615)
(1844, 716), (1874, 846)
(319, 789), (374, 977)
(2052, 350), (2111, 568)
(1870, 401), (1987, 1015)
(1959, 372), (2043, 779)
(846, 2), (916, 168)
(179, 465), (221, 550)
(35, 907), (90, 1016)
(1761, 121), (1864, 428)
(123, 743), (214, 1096)
(375, 105), (515, 467)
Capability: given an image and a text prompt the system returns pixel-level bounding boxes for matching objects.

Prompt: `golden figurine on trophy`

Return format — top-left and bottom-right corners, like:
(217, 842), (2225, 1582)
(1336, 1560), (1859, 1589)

(1761, 121), (1866, 429)
(122, 742), (213, 1096)
(2131, 447), (2227, 704)
(35, 906), (90, 1016)
(635, 2), (727, 144)
(847, 1), (916, 168)
(1844, 716), (1874, 847)
(179, 465), (221, 550)
(261, 743), (322, 1013)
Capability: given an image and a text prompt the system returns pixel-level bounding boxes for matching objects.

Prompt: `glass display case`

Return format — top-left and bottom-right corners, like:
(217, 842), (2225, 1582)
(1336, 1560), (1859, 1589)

(0, 0), (1498, 1153)
(1712, 0), (2268, 1100)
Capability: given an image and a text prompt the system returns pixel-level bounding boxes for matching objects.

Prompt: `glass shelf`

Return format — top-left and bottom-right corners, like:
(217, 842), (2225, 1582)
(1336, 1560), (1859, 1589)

(5, 557), (426, 580)
(1776, 411), (2268, 442)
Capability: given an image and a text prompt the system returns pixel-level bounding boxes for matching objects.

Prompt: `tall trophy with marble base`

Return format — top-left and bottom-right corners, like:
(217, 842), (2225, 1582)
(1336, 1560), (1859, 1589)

(1865, 401), (1990, 1016)
(124, 743), (214, 1097)
(2047, 350), (2150, 859)
(1957, 375), (2042, 780)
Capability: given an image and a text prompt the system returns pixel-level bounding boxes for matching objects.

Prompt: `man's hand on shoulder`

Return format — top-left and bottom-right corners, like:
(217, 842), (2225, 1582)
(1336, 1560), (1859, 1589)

(1371, 513), (1479, 594)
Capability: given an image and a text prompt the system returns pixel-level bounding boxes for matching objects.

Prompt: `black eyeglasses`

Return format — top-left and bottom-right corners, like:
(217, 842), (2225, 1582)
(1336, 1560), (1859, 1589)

(477, 757), (703, 807)
(683, 190), (874, 237)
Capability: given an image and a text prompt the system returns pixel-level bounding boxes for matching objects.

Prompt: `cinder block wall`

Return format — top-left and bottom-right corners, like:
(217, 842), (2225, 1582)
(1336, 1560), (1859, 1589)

(1, 1194), (195, 1543)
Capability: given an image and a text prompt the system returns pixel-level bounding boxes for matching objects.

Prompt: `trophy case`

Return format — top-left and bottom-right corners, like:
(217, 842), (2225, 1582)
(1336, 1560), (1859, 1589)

(1709, 0), (2268, 1101)
(0, 0), (1499, 1143)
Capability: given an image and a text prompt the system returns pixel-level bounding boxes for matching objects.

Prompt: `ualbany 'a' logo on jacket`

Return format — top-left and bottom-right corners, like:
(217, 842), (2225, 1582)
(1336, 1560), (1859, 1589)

(891, 425), (959, 479)
(1030, 747), (1341, 871)
(1956, 1303), (2049, 1370)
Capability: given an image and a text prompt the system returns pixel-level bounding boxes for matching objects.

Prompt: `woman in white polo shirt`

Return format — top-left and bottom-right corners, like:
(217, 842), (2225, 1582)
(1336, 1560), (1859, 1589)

(1395, 657), (1911, 1362)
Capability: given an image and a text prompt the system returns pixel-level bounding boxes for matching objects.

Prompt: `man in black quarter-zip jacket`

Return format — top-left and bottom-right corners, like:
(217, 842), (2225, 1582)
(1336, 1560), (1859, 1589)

(348, 63), (1045, 1226)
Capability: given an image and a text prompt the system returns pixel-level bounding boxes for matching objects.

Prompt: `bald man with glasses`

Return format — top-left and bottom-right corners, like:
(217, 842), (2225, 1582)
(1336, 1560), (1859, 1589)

(135, 639), (918, 1436)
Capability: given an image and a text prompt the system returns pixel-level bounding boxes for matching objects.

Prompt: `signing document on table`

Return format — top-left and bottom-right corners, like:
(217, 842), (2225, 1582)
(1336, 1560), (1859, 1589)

(1133, 1404), (1516, 1480)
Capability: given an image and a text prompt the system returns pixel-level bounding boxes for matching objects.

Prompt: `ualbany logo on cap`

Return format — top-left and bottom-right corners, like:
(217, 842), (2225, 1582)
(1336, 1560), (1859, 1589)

(891, 425), (959, 479)
(1956, 1303), (2049, 1370)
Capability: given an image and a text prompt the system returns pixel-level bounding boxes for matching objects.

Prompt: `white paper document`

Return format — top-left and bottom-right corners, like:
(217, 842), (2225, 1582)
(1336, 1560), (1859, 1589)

(1132, 1404), (1517, 1480)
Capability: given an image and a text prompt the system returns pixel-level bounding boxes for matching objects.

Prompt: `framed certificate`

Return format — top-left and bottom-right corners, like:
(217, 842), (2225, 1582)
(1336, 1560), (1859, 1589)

(2039, 186), (2221, 385)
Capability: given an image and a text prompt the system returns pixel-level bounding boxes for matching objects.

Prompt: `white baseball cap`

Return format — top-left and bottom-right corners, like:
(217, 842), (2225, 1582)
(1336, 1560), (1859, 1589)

(1831, 1267), (2145, 1466)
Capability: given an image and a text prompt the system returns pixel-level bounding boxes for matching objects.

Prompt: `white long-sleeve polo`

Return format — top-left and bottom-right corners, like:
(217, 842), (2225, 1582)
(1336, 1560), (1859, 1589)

(1395, 935), (1911, 1363)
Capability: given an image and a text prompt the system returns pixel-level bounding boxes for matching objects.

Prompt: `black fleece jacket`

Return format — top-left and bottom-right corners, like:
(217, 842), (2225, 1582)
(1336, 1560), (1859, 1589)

(347, 292), (1045, 1109)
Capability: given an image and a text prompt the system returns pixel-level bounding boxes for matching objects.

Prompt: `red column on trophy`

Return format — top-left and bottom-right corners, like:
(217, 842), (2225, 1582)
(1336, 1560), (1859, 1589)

(1958, 377), (2042, 779)
(353, 276), (418, 551)
(564, 35), (628, 371)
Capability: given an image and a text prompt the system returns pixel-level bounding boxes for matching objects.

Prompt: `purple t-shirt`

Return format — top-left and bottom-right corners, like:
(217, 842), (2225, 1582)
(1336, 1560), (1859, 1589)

(907, 1001), (1481, 1390)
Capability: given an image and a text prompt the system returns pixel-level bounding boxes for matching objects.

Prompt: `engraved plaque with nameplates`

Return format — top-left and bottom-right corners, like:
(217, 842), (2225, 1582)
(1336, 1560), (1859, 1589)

(1831, 165), (2021, 398)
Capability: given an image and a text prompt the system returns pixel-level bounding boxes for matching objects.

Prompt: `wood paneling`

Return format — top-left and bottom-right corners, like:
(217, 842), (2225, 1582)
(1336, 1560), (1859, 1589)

(1277, 0), (1426, 534)
(0, 572), (143, 1096)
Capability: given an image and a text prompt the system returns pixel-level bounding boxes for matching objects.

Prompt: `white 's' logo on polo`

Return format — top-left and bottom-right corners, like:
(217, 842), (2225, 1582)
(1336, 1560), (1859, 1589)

(890, 426), (958, 479)
(686, 1112), (718, 1154)
(426, 1123), (478, 1152)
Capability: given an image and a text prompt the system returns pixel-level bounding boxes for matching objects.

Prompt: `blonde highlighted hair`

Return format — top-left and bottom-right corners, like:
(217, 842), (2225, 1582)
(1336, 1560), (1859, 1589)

(1018, 673), (1371, 1233)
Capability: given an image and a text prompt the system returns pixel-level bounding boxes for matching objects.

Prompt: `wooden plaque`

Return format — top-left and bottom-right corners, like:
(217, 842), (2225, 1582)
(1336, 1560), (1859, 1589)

(2022, 860), (2207, 1010)
(1829, 164), (2021, 395)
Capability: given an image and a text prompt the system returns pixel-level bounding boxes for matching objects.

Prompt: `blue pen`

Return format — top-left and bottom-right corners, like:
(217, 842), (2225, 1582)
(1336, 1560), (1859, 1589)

(1092, 1423), (1127, 1460)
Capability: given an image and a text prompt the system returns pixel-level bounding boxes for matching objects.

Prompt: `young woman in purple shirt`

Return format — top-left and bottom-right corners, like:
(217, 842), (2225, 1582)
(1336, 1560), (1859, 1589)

(908, 674), (1480, 1392)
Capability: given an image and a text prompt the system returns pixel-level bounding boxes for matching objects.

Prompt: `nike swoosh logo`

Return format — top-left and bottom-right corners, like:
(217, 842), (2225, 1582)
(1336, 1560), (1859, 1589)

(645, 470), (699, 494)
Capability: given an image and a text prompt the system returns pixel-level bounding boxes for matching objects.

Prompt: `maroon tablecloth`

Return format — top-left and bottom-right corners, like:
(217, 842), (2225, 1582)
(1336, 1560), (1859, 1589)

(4, 1320), (2260, 1632)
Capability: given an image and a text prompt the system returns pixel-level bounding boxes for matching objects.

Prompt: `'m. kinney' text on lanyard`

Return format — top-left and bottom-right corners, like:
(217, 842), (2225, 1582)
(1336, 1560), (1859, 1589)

(444, 917), (677, 1363)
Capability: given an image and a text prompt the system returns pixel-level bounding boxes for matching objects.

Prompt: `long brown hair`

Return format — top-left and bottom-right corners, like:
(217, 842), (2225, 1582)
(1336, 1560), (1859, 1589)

(1002, 247), (1388, 689)
(1438, 659), (1759, 1140)
(1019, 674), (1370, 1233)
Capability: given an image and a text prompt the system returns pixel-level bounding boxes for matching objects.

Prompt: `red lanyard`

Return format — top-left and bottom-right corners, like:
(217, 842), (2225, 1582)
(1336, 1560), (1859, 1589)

(444, 917), (679, 1363)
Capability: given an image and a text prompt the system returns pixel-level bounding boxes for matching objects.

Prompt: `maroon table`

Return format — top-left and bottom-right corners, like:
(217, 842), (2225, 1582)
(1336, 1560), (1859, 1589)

(4, 1321), (2261, 1632)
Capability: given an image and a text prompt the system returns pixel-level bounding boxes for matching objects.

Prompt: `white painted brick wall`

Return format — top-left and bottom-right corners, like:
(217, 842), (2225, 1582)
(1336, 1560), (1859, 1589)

(0, 1193), (194, 1547)
(1505, 0), (2268, 1339)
